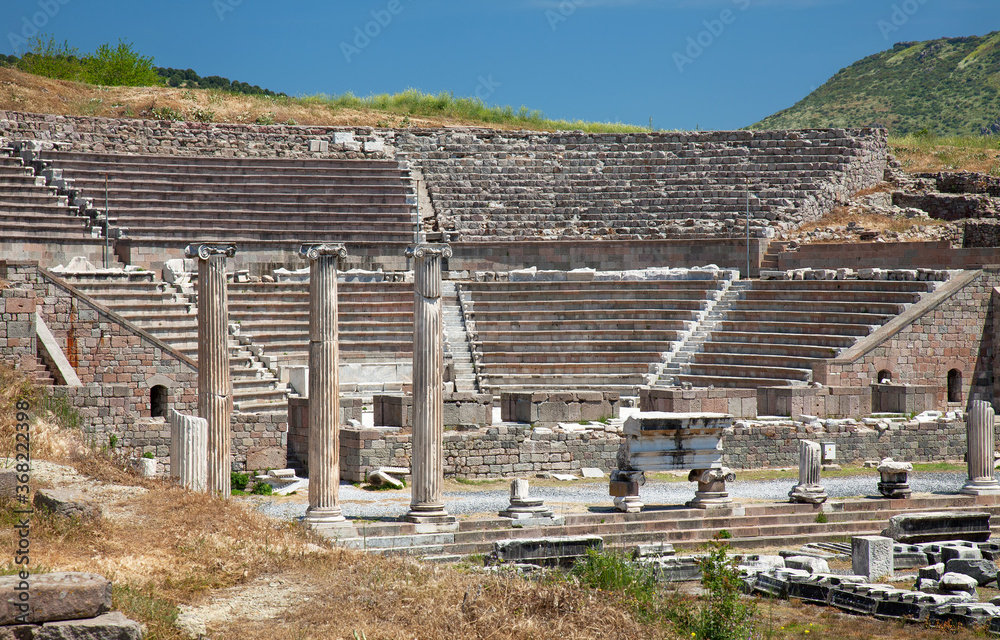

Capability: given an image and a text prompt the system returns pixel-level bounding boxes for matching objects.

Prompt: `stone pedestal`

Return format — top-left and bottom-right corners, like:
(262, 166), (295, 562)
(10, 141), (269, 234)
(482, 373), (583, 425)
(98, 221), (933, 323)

(404, 243), (456, 525)
(852, 535), (894, 582)
(789, 439), (827, 504)
(300, 243), (352, 529)
(499, 479), (560, 524)
(687, 467), (736, 508)
(185, 243), (236, 498)
(961, 400), (1000, 495)
(877, 458), (913, 499)
(610, 469), (645, 513)
(169, 409), (207, 492)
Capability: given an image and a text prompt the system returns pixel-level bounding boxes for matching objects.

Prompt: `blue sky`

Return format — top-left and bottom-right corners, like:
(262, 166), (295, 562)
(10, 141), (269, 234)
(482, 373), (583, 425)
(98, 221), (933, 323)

(3, 0), (997, 130)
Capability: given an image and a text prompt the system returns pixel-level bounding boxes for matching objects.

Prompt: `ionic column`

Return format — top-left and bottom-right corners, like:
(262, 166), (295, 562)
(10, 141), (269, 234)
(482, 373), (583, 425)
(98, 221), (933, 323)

(300, 243), (351, 529)
(961, 400), (1000, 495)
(185, 243), (236, 498)
(169, 409), (208, 492)
(404, 243), (456, 524)
(789, 439), (827, 504)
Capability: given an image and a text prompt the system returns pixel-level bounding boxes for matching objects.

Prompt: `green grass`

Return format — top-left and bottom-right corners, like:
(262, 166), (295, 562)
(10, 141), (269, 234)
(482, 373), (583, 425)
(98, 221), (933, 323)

(298, 89), (650, 133)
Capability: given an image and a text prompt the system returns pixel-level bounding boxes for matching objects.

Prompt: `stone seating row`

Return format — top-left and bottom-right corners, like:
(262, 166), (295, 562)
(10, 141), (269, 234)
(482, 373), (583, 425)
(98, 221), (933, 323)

(674, 279), (937, 389)
(31, 150), (419, 246)
(461, 279), (727, 395)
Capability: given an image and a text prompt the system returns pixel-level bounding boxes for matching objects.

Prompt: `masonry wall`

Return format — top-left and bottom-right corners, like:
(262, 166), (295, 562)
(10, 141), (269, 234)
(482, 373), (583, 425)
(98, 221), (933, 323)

(449, 239), (767, 277)
(0, 111), (387, 159)
(776, 241), (1000, 271)
(0, 285), (36, 371)
(814, 269), (997, 408)
(723, 418), (968, 469)
(339, 424), (622, 482)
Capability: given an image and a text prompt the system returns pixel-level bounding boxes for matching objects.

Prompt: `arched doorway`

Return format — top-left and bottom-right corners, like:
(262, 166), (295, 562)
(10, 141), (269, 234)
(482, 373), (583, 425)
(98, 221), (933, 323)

(947, 369), (962, 403)
(150, 385), (168, 418)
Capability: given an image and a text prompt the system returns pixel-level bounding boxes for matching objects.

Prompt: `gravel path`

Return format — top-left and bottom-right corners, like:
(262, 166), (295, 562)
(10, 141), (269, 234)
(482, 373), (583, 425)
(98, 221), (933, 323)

(251, 472), (969, 522)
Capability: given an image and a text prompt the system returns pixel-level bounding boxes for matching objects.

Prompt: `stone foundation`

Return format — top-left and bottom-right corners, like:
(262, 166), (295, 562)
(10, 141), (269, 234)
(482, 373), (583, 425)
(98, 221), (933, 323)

(500, 391), (620, 425)
(872, 384), (945, 414)
(373, 393), (493, 428)
(640, 387), (756, 419)
(757, 386), (872, 419)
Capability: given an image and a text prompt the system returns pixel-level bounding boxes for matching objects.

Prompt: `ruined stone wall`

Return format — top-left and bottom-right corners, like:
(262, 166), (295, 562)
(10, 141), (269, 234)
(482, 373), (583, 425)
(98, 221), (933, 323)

(0, 111), (387, 159)
(339, 424), (621, 482)
(0, 285), (36, 371)
(723, 418), (968, 469)
(775, 241), (1000, 271)
(814, 269), (997, 407)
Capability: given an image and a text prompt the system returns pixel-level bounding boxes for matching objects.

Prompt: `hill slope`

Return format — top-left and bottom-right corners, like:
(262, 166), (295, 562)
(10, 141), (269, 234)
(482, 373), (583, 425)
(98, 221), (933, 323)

(752, 31), (1000, 136)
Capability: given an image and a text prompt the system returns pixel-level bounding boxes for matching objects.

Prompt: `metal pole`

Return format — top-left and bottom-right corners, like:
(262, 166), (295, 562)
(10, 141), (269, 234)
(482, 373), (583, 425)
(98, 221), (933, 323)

(745, 176), (750, 279)
(104, 173), (109, 269)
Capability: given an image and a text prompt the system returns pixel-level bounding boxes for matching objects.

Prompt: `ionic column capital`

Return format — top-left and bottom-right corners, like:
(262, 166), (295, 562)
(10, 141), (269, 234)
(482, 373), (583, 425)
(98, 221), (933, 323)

(184, 243), (238, 260)
(405, 243), (453, 260)
(300, 243), (349, 262)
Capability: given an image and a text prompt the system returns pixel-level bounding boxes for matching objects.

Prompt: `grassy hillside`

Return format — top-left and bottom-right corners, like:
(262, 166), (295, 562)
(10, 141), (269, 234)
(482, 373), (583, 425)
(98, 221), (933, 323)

(752, 31), (1000, 136)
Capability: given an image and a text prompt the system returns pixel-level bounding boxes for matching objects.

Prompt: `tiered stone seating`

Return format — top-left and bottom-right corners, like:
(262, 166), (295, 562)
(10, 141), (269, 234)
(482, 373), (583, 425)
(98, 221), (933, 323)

(0, 153), (89, 240)
(461, 279), (724, 394)
(396, 129), (883, 241)
(677, 280), (935, 388)
(226, 281), (414, 366)
(37, 150), (418, 246)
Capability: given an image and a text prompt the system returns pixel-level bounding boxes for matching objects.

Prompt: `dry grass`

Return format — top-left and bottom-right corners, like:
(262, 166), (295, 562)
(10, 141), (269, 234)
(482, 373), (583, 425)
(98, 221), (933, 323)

(890, 135), (1000, 176)
(792, 205), (951, 239)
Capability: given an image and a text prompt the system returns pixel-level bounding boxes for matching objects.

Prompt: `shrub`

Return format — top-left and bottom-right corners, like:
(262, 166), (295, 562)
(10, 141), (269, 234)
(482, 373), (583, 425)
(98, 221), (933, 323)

(142, 452), (155, 459)
(692, 537), (757, 640)
(231, 471), (249, 492)
(16, 35), (84, 80)
(250, 481), (273, 496)
(83, 40), (161, 87)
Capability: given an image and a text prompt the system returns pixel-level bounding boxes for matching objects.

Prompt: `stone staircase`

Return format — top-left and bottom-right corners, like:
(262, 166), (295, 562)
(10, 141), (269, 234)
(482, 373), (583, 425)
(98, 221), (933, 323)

(335, 494), (1000, 561)
(61, 273), (290, 416)
(23, 353), (55, 387)
(460, 278), (729, 396)
(441, 280), (477, 393)
(0, 146), (92, 240)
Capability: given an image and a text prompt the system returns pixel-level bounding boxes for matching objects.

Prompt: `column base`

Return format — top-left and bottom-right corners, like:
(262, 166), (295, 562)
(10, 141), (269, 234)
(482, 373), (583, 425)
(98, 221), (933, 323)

(877, 481), (912, 499)
(304, 507), (349, 530)
(614, 496), (643, 513)
(789, 484), (828, 504)
(687, 491), (734, 509)
(404, 503), (456, 525)
(960, 480), (1000, 496)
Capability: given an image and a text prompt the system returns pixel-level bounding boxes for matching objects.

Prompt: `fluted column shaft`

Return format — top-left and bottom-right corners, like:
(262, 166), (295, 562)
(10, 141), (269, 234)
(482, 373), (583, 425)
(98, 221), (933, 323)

(961, 400), (1000, 494)
(405, 243), (454, 523)
(169, 409), (208, 492)
(188, 245), (235, 498)
(800, 440), (821, 486)
(301, 244), (348, 527)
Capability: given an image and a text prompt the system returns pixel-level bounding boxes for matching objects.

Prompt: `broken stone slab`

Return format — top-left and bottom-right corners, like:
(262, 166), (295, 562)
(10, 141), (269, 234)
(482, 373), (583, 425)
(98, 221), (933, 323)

(882, 511), (991, 543)
(941, 545), (983, 563)
(940, 572), (979, 593)
(919, 563), (946, 580)
(944, 558), (998, 586)
(490, 535), (603, 567)
(367, 469), (404, 489)
(852, 535), (894, 582)
(736, 555), (785, 574)
(930, 601), (1000, 627)
(0, 572), (111, 625)
(784, 555), (830, 574)
(632, 543), (676, 559)
(647, 556), (702, 582)
(32, 489), (101, 520)
(580, 467), (604, 478)
(893, 543), (930, 569)
(3, 611), (144, 640)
